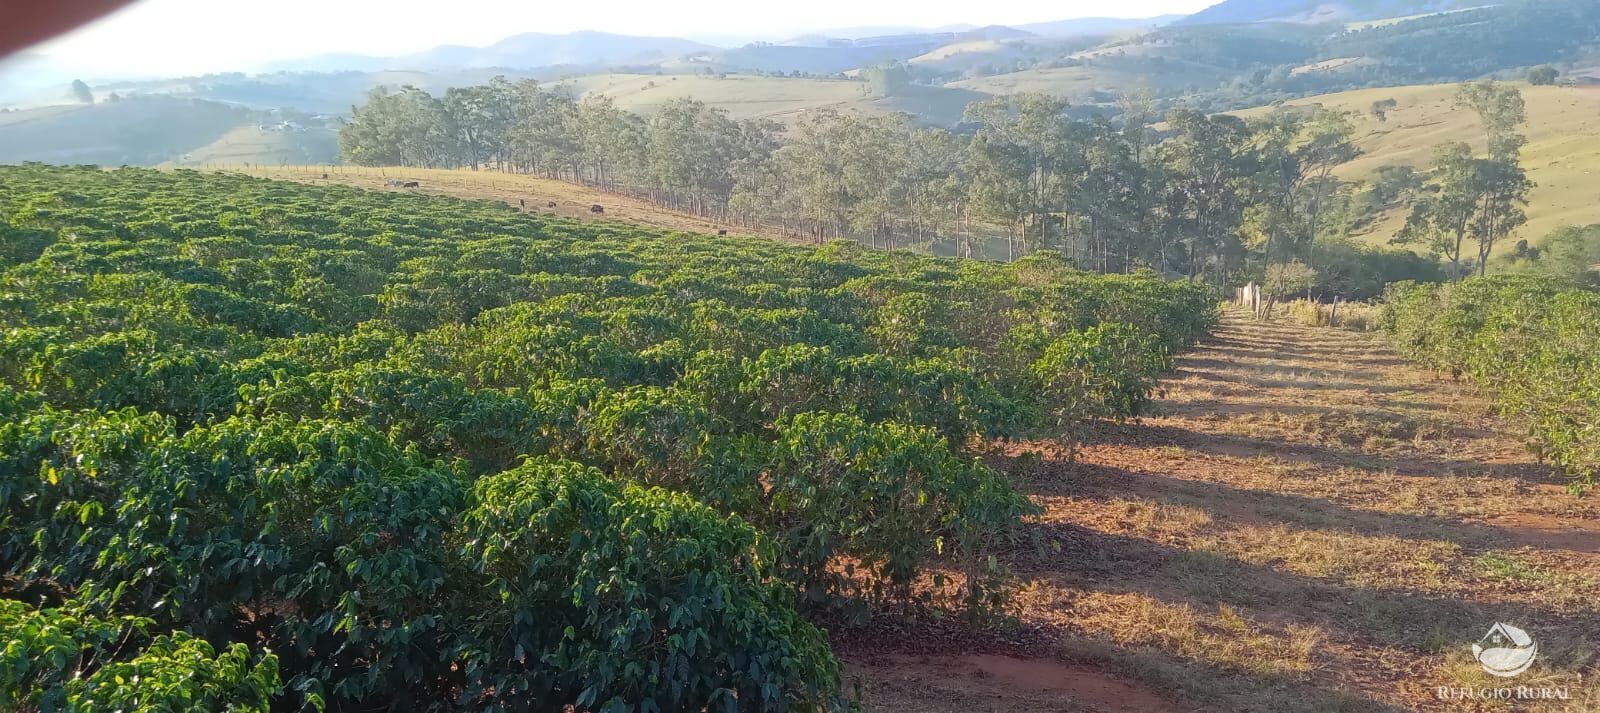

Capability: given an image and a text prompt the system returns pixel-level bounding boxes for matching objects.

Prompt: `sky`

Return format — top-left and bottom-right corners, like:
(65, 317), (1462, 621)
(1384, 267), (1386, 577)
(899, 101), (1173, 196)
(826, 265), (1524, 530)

(20, 0), (1221, 78)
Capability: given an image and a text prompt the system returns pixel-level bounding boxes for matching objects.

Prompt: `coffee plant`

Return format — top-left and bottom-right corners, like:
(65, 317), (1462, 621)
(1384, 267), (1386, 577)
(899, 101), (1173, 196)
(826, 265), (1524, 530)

(1382, 276), (1600, 489)
(0, 165), (1216, 709)
(0, 598), (280, 712)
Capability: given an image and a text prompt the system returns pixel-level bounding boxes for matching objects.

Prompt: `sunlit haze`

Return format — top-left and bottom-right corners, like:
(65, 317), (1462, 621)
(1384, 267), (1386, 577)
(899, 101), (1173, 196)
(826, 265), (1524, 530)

(23, 0), (1221, 78)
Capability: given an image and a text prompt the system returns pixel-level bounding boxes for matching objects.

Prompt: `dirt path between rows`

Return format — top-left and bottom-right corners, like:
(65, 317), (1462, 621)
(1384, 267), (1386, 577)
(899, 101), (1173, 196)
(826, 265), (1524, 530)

(844, 312), (1600, 712)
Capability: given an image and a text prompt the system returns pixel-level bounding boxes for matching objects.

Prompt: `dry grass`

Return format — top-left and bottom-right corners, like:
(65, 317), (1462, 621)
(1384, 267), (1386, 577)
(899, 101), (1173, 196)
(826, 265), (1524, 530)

(1233, 83), (1600, 252)
(218, 165), (798, 243)
(847, 311), (1600, 712)
(1057, 590), (1325, 677)
(1283, 298), (1383, 331)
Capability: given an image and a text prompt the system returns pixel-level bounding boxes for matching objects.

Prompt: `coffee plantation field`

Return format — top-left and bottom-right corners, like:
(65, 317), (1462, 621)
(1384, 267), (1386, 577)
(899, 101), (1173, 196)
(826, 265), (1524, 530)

(0, 164), (1215, 711)
(1382, 276), (1600, 490)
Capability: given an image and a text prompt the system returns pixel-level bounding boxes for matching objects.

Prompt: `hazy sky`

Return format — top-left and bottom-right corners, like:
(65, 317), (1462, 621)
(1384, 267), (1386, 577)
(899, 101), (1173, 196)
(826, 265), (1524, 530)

(25, 0), (1221, 77)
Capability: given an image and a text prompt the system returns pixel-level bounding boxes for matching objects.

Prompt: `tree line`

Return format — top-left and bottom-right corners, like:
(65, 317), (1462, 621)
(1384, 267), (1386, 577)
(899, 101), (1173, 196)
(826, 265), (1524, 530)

(338, 77), (1529, 290)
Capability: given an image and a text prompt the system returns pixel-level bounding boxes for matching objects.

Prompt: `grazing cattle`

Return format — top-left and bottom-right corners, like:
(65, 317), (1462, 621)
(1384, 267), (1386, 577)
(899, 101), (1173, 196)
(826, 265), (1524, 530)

(519, 198), (525, 208)
(321, 173), (328, 179)
(547, 201), (557, 208)
(717, 229), (727, 236)
(401, 181), (420, 188)
(383, 179), (401, 187)
(589, 204), (604, 214)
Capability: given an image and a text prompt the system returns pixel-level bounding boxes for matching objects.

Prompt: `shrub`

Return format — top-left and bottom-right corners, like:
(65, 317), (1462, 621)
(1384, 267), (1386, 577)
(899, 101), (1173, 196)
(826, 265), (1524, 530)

(1031, 323), (1167, 457)
(757, 412), (1036, 609)
(0, 164), (1219, 707)
(460, 459), (843, 712)
(0, 598), (280, 712)
(0, 411), (466, 707)
(1382, 277), (1600, 488)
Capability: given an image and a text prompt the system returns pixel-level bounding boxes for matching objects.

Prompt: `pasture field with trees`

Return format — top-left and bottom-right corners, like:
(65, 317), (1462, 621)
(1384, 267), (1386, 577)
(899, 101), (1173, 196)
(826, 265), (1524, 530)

(0, 164), (1215, 710)
(336, 77), (1483, 296)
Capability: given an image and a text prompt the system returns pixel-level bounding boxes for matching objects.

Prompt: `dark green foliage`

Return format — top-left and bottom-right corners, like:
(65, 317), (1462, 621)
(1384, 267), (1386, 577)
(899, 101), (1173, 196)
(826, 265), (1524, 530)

(757, 412), (1039, 608)
(1312, 239), (1449, 300)
(1527, 65), (1561, 86)
(1031, 323), (1170, 457)
(0, 598), (280, 712)
(0, 411), (466, 706)
(0, 165), (1215, 709)
(1501, 225), (1600, 287)
(460, 459), (842, 712)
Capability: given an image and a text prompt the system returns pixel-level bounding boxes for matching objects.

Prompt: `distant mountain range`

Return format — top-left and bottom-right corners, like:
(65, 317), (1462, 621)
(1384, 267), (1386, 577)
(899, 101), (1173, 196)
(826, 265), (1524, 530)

(1180, 0), (1483, 25)
(1016, 15), (1186, 35)
(260, 15), (1184, 74)
(263, 31), (715, 73)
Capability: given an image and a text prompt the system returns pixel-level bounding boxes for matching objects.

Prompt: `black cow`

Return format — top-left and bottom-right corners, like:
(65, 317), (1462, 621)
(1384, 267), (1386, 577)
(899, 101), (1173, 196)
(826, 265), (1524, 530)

(548, 201), (557, 208)
(401, 181), (420, 188)
(589, 204), (604, 214)
(717, 229), (727, 236)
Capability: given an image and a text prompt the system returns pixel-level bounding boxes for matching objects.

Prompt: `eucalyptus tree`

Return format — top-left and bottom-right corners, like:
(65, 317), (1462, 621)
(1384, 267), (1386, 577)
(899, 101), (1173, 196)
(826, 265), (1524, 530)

(443, 80), (517, 171)
(646, 99), (774, 218)
(1454, 81), (1532, 275)
(340, 86), (458, 168)
(509, 82), (582, 178)
(576, 95), (648, 189)
(1394, 142), (1481, 278)
(769, 109), (858, 242)
(1158, 109), (1252, 282)
(962, 94), (1082, 260)
(1244, 107), (1359, 269)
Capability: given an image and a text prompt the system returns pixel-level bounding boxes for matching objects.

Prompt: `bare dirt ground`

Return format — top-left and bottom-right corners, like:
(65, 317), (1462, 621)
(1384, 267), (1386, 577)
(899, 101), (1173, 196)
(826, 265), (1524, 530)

(843, 312), (1600, 712)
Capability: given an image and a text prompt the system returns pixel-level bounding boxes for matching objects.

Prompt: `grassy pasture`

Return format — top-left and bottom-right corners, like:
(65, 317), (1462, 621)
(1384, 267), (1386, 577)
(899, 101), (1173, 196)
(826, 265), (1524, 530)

(554, 72), (985, 126)
(949, 59), (1229, 103)
(1235, 83), (1600, 253)
(171, 125), (339, 166)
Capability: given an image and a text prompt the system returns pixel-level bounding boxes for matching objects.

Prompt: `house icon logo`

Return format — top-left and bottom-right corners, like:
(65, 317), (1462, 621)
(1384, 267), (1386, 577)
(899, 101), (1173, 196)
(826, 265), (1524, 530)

(1472, 623), (1538, 678)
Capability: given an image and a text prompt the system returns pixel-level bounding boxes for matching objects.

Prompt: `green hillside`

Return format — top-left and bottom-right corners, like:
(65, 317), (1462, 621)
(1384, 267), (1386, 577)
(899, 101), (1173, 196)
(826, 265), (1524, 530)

(949, 58), (1231, 103)
(171, 124), (339, 166)
(558, 73), (867, 119)
(0, 97), (250, 165)
(558, 72), (984, 125)
(1182, 0), (1487, 25)
(1235, 83), (1600, 252)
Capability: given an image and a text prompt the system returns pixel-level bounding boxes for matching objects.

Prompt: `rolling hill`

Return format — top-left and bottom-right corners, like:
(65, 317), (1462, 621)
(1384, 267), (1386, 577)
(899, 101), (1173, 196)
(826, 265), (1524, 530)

(949, 56), (1233, 104)
(265, 32), (713, 73)
(1235, 83), (1600, 252)
(556, 73), (985, 125)
(558, 73), (867, 118)
(0, 97), (251, 165)
(171, 124), (339, 166)
(1016, 15), (1185, 36)
(86, 68), (562, 115)
(0, 95), (338, 166)
(1180, 0), (1486, 25)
